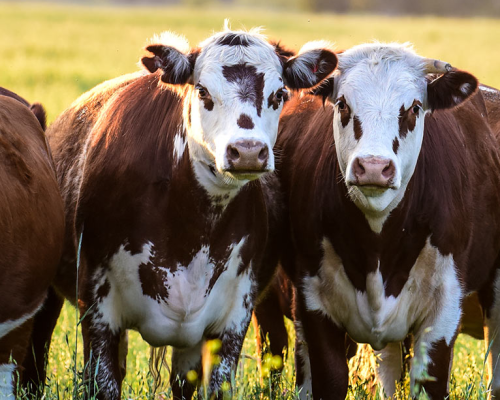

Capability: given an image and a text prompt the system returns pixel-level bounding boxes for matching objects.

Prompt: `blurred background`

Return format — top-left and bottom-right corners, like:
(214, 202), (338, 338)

(13, 0), (500, 17)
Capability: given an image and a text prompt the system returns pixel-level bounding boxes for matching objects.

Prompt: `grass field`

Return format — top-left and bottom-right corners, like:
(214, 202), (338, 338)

(1, 2), (499, 399)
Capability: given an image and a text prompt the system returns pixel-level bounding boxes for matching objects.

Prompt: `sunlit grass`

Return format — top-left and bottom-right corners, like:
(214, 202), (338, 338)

(2, 2), (498, 398)
(32, 302), (490, 399)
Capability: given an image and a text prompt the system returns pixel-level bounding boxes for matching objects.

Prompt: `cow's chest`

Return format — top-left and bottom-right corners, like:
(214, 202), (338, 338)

(302, 236), (462, 350)
(90, 237), (254, 348)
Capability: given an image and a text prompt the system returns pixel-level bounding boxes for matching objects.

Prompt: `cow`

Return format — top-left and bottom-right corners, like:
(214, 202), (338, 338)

(276, 42), (500, 399)
(36, 27), (338, 399)
(0, 90), (64, 398)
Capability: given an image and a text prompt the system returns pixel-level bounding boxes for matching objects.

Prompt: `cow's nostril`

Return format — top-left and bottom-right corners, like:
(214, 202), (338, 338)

(228, 146), (240, 161)
(258, 146), (269, 162)
(382, 161), (395, 179)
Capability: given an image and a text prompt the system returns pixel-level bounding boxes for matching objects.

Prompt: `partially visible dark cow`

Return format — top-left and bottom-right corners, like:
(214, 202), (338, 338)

(276, 43), (500, 399)
(39, 27), (337, 399)
(0, 87), (47, 131)
(0, 91), (64, 398)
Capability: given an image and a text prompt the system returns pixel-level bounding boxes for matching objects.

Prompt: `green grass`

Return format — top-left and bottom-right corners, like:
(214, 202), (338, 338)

(2, 2), (499, 398)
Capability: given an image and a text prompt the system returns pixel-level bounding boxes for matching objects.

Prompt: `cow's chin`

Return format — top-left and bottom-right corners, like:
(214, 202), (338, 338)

(348, 185), (397, 215)
(223, 169), (269, 182)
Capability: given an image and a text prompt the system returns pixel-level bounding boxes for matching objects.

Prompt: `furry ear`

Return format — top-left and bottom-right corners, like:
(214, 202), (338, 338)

(426, 70), (478, 111)
(282, 41), (338, 90)
(309, 77), (335, 105)
(141, 44), (195, 85)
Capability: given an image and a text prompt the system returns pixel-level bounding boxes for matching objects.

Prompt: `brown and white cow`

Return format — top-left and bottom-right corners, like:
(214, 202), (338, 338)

(276, 42), (500, 399)
(40, 27), (337, 399)
(0, 91), (64, 397)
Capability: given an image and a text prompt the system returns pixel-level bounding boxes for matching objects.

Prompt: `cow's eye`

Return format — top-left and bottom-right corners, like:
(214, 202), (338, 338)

(196, 84), (210, 99)
(336, 99), (348, 112)
(275, 88), (288, 102)
(411, 104), (420, 115)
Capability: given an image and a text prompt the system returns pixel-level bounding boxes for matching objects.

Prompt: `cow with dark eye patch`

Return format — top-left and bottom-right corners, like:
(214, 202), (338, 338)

(0, 89), (64, 398)
(275, 42), (500, 400)
(31, 27), (337, 399)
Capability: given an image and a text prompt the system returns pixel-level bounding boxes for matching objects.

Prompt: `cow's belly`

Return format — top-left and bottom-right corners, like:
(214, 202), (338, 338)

(92, 239), (252, 348)
(302, 236), (461, 350)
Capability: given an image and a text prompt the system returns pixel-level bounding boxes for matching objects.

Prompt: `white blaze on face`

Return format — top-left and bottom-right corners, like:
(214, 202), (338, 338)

(187, 31), (285, 182)
(332, 43), (429, 225)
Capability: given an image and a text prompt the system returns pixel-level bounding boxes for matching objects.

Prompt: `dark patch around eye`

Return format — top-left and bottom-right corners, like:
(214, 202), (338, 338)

(222, 64), (265, 117)
(237, 114), (255, 130)
(202, 98), (214, 111)
(398, 100), (421, 139)
(353, 116), (363, 140)
(393, 137), (400, 154)
(337, 95), (351, 128)
(268, 91), (280, 110)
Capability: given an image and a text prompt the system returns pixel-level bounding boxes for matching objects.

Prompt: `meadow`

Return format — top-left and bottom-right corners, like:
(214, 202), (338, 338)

(1, 2), (499, 398)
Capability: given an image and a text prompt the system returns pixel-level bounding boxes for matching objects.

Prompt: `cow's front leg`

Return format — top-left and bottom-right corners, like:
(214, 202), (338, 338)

(295, 293), (349, 400)
(80, 309), (128, 400)
(375, 341), (403, 398)
(411, 317), (459, 400)
(170, 342), (203, 400)
(206, 313), (253, 398)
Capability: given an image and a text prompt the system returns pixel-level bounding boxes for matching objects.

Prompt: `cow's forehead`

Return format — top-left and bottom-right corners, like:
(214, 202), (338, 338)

(194, 31), (282, 83)
(336, 43), (427, 114)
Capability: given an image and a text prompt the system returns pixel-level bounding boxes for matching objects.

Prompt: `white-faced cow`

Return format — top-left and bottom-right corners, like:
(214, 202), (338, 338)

(0, 90), (64, 398)
(38, 27), (337, 399)
(276, 42), (500, 399)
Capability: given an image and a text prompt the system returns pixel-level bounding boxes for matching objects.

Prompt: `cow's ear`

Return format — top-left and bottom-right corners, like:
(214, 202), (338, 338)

(426, 70), (478, 111)
(309, 77), (335, 105)
(141, 45), (193, 85)
(282, 41), (338, 90)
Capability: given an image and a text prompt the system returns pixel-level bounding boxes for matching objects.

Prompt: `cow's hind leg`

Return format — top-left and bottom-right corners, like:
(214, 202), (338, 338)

(21, 287), (64, 394)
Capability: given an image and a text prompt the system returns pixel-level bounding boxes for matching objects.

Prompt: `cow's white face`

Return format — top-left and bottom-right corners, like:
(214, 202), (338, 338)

(188, 34), (286, 184)
(328, 43), (477, 228)
(141, 28), (338, 195)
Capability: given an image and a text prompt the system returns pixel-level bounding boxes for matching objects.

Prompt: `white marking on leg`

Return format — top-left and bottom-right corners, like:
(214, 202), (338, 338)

(0, 364), (15, 399)
(485, 270), (500, 398)
(375, 342), (402, 398)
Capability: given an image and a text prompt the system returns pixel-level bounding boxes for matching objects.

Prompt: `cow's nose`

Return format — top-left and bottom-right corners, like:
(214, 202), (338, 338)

(352, 156), (395, 187)
(226, 140), (269, 171)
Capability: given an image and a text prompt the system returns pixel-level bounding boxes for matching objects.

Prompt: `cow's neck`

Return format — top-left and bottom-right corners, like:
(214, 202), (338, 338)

(191, 158), (246, 206)
(358, 188), (407, 234)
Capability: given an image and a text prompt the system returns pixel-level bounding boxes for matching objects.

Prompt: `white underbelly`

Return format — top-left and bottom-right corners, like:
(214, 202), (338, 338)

(92, 239), (252, 348)
(302, 237), (461, 350)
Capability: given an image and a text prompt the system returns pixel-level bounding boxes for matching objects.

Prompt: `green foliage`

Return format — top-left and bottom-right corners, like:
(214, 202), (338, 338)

(2, 3), (498, 398)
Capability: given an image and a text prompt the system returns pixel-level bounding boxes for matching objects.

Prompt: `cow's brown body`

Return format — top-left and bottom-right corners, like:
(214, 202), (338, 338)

(40, 28), (338, 399)
(0, 93), (64, 397)
(277, 87), (500, 398)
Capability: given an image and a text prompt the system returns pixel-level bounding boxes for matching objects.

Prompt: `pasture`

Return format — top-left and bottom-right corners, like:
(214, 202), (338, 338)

(1, 2), (499, 398)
